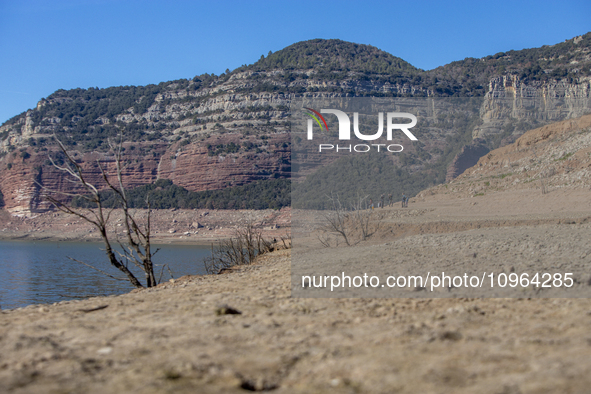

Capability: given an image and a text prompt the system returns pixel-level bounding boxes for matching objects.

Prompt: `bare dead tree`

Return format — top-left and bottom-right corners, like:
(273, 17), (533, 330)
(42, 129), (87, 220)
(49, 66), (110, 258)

(278, 232), (292, 250)
(351, 194), (383, 241)
(319, 192), (384, 247)
(320, 192), (352, 246)
(41, 134), (159, 288)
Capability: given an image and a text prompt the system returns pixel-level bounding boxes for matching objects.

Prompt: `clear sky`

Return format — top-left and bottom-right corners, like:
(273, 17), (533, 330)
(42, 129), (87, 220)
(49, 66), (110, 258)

(1, 0), (589, 124)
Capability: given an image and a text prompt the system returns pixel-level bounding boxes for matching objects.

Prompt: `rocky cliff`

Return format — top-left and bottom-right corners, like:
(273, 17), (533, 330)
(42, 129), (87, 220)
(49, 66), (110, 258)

(1, 34), (591, 215)
(474, 75), (591, 141)
(0, 133), (289, 216)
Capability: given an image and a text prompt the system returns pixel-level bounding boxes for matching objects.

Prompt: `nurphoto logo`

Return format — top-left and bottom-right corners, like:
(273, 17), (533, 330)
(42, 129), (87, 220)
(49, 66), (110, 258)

(303, 107), (418, 153)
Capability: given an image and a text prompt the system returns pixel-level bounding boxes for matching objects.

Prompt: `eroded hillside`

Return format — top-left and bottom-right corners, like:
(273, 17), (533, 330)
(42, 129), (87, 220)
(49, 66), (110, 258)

(420, 114), (591, 199)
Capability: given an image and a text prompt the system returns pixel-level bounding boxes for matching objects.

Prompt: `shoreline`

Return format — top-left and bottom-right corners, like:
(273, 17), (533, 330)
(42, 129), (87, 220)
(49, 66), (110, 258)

(0, 206), (291, 246)
(0, 231), (231, 246)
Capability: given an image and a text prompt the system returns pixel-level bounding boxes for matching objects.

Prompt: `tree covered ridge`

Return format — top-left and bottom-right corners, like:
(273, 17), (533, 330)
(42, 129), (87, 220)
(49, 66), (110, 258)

(71, 178), (290, 210)
(2, 33), (590, 134)
(428, 32), (591, 87)
(240, 39), (417, 74)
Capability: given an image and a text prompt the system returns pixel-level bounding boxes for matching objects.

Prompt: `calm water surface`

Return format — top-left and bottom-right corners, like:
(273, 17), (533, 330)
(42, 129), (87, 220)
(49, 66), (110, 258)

(0, 240), (212, 310)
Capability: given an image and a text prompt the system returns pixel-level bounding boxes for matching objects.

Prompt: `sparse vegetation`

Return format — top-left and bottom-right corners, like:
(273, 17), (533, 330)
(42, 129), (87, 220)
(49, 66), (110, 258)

(555, 152), (574, 161)
(317, 193), (384, 247)
(497, 173), (513, 179)
(204, 221), (290, 274)
(292, 152), (452, 210)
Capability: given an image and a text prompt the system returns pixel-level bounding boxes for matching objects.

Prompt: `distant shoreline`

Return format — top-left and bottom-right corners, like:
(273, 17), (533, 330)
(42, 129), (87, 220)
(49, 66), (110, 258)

(0, 231), (228, 246)
(0, 207), (291, 246)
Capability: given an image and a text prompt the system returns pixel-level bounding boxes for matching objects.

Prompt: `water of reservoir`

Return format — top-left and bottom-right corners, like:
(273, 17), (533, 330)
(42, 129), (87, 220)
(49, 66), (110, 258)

(0, 240), (212, 310)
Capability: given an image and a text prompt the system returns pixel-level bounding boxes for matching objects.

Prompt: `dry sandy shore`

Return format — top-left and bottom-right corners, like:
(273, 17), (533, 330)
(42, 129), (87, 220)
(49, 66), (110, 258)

(293, 187), (591, 298)
(0, 207), (291, 245)
(2, 187), (591, 393)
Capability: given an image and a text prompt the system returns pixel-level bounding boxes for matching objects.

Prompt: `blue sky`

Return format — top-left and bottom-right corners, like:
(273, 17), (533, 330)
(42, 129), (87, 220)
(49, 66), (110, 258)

(1, 0), (589, 124)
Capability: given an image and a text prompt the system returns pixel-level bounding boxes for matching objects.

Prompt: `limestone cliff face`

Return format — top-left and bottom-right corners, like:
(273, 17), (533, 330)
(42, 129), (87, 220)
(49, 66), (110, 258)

(474, 76), (591, 142)
(3, 74), (590, 214)
(2, 73), (590, 214)
(435, 76), (591, 180)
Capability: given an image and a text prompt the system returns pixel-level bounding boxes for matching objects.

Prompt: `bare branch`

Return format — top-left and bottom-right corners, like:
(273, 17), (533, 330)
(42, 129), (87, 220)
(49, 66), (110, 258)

(319, 192), (384, 247)
(157, 264), (168, 283)
(66, 257), (129, 282)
